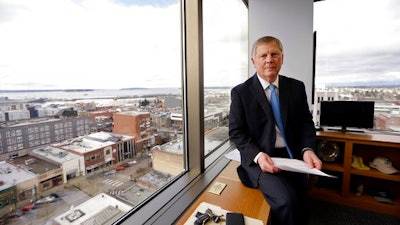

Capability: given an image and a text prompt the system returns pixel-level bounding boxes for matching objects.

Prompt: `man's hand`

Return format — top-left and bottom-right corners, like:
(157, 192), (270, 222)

(303, 150), (322, 170)
(257, 152), (281, 173)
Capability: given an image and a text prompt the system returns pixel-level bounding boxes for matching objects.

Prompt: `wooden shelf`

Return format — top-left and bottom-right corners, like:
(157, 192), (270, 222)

(175, 161), (270, 225)
(311, 187), (400, 216)
(350, 168), (400, 182)
(322, 163), (344, 172)
(311, 131), (400, 218)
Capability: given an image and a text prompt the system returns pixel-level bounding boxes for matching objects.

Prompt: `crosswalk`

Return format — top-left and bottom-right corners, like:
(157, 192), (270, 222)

(102, 178), (124, 187)
(109, 190), (123, 196)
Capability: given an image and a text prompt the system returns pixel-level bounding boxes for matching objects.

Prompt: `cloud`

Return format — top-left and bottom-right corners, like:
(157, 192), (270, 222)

(314, 0), (400, 86)
(114, 0), (177, 8)
(0, 0), (181, 90)
(203, 0), (248, 87)
(0, 0), (248, 90)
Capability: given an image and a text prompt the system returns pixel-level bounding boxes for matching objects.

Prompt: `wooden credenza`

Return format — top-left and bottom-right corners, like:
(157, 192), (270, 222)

(311, 131), (400, 217)
(175, 160), (270, 225)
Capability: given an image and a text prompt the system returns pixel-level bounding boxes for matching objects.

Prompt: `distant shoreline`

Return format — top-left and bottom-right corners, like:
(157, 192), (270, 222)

(0, 87), (232, 93)
(0, 89), (95, 93)
(0, 87), (231, 101)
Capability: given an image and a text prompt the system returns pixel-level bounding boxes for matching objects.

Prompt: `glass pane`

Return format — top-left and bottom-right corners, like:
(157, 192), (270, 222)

(314, 0), (400, 133)
(203, 0), (248, 161)
(0, 0), (182, 224)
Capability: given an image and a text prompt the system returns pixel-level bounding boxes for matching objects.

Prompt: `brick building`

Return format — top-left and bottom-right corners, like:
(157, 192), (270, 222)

(113, 111), (161, 156)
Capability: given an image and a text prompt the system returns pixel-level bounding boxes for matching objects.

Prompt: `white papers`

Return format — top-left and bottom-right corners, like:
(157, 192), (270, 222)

(224, 149), (241, 161)
(224, 149), (336, 178)
(272, 157), (337, 178)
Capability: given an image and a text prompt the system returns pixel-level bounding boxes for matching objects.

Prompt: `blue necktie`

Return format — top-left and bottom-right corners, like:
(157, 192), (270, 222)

(268, 84), (293, 159)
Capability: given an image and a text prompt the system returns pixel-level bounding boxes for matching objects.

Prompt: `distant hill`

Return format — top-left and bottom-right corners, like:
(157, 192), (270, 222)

(119, 87), (149, 90)
(324, 81), (400, 88)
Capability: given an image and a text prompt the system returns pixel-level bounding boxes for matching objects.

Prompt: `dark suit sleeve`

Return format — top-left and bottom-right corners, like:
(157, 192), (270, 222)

(229, 87), (261, 165)
(229, 79), (276, 166)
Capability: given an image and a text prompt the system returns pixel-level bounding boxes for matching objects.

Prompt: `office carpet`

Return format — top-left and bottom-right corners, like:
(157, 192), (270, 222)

(308, 198), (400, 225)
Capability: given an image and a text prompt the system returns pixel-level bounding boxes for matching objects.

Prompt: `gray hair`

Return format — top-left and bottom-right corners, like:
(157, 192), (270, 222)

(251, 36), (283, 57)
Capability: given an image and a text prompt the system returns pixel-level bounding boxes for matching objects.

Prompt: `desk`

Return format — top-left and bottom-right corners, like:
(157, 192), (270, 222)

(175, 161), (270, 225)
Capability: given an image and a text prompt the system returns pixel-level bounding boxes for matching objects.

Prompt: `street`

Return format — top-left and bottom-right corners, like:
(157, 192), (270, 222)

(4, 157), (156, 225)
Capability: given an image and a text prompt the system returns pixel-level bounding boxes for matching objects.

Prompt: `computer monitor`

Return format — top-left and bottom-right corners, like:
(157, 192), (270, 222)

(320, 101), (375, 132)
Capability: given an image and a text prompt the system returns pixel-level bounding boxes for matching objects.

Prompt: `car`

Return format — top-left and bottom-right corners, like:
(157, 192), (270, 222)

(20, 202), (35, 212)
(35, 193), (60, 205)
(128, 160), (137, 165)
(116, 166), (125, 171)
(7, 209), (23, 219)
(103, 170), (116, 176)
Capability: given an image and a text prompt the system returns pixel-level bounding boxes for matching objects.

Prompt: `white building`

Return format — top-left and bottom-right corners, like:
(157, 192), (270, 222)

(6, 109), (30, 121)
(312, 89), (339, 126)
(52, 193), (132, 225)
(31, 146), (84, 180)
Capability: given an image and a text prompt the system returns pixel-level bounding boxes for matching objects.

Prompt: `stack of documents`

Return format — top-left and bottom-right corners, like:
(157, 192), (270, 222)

(225, 149), (336, 178)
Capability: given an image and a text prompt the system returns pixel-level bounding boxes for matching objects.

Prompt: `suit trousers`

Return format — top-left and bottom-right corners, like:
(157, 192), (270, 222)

(259, 148), (309, 225)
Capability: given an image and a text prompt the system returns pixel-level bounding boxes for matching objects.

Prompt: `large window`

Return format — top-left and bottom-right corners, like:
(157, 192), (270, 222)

(0, 0), (184, 224)
(314, 0), (400, 133)
(0, 0), (249, 224)
(203, 0), (248, 165)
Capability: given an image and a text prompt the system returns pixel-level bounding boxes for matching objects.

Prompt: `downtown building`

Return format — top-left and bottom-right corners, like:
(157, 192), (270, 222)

(0, 116), (91, 161)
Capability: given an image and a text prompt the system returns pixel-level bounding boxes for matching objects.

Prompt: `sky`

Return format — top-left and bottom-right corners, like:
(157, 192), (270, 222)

(0, 0), (247, 90)
(314, 0), (400, 87)
(1, 0), (399, 90)
(0, 0), (183, 90)
(0, 0), (184, 89)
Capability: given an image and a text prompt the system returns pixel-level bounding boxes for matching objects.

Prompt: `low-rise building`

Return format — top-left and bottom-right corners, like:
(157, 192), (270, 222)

(31, 146), (83, 181)
(10, 155), (62, 193)
(151, 137), (184, 177)
(54, 132), (135, 174)
(52, 193), (132, 225)
(0, 161), (36, 210)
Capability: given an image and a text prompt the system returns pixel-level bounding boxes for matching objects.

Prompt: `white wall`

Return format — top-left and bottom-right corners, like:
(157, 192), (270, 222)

(249, 0), (314, 105)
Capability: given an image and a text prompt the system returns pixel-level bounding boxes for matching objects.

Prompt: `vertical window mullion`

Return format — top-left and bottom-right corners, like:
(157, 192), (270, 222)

(183, 0), (205, 173)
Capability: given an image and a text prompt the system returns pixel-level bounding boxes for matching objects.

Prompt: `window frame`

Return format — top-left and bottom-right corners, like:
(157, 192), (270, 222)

(114, 0), (246, 224)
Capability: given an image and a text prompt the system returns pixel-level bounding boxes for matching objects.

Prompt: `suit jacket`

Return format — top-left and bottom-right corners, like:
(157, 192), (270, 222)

(229, 74), (317, 188)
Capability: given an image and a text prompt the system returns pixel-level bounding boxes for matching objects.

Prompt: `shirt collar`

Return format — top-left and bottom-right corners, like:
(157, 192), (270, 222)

(257, 74), (279, 90)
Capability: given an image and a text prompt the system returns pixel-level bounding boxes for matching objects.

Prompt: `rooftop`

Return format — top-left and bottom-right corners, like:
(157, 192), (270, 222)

(0, 161), (36, 191)
(53, 193), (132, 225)
(116, 111), (149, 116)
(11, 154), (59, 174)
(155, 126), (229, 155)
(54, 132), (133, 154)
(31, 146), (81, 164)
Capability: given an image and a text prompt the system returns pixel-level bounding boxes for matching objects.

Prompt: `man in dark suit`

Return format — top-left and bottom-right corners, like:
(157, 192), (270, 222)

(229, 36), (322, 225)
